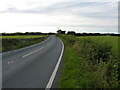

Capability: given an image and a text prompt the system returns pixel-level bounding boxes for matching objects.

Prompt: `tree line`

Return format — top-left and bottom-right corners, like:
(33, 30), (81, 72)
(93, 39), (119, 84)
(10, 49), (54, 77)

(0, 30), (120, 36)
(57, 29), (120, 36)
(0, 32), (55, 36)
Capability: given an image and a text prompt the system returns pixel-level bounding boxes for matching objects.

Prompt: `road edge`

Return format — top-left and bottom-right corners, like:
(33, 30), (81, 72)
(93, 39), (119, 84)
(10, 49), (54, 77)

(46, 38), (64, 89)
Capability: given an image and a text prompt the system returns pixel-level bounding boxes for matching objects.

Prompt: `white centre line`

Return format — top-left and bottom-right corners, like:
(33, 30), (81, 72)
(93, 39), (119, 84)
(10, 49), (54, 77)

(22, 47), (43, 58)
(47, 43), (50, 46)
(8, 61), (14, 64)
(46, 39), (64, 89)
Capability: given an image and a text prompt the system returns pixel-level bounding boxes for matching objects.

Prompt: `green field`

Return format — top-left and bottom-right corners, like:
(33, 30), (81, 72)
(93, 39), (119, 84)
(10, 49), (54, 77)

(58, 35), (119, 88)
(77, 36), (119, 53)
(1, 35), (48, 53)
(1, 35), (48, 39)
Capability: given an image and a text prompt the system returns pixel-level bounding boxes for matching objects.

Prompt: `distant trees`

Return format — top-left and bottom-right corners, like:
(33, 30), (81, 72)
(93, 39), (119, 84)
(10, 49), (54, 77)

(1, 31), (120, 36)
(74, 32), (120, 36)
(48, 32), (55, 35)
(57, 29), (66, 34)
(67, 31), (76, 35)
(20, 32), (44, 35)
(1, 32), (48, 36)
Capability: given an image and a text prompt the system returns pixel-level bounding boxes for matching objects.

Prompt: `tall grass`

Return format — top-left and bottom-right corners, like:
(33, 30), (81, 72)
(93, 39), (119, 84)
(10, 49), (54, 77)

(58, 35), (119, 88)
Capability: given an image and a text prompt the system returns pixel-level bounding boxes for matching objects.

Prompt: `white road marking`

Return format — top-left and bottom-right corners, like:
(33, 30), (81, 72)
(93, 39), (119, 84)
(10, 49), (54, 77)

(8, 61), (14, 64)
(47, 43), (50, 46)
(22, 47), (43, 58)
(46, 39), (64, 89)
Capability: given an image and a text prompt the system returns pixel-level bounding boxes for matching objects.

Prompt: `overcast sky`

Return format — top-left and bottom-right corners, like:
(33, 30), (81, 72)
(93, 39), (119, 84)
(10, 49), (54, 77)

(0, 0), (119, 33)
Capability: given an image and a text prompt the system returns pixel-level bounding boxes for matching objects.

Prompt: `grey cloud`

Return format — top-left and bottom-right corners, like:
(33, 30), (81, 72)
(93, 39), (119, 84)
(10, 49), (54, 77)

(1, 2), (117, 19)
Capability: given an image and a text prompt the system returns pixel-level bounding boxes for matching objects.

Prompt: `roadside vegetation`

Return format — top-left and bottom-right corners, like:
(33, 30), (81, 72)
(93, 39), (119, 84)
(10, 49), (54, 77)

(0, 35), (48, 39)
(1, 35), (48, 53)
(58, 35), (119, 88)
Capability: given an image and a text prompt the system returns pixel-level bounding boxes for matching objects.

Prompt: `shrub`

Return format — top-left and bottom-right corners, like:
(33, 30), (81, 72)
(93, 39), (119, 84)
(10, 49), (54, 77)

(58, 35), (119, 88)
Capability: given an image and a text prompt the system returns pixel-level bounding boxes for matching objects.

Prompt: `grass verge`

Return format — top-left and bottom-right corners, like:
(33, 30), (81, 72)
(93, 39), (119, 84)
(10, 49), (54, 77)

(58, 35), (119, 88)
(1, 35), (48, 53)
(1, 35), (48, 39)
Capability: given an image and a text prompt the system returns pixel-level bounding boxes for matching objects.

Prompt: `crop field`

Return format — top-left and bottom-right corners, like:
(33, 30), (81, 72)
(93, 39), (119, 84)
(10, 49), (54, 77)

(58, 35), (119, 88)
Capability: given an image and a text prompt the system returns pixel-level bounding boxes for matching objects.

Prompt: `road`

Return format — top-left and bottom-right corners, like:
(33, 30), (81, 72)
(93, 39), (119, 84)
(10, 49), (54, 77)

(2, 35), (64, 88)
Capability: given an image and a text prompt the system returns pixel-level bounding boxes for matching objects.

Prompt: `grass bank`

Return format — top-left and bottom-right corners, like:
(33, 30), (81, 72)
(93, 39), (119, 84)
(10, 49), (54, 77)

(1, 35), (48, 53)
(1, 35), (48, 39)
(58, 35), (119, 88)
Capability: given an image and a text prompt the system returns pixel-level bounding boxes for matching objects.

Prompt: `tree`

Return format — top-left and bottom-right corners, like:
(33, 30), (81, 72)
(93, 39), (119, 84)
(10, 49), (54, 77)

(57, 29), (66, 34)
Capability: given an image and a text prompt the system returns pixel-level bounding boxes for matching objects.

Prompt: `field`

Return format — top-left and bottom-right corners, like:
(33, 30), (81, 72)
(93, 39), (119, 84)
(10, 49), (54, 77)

(0, 35), (48, 39)
(58, 35), (119, 88)
(1, 35), (48, 53)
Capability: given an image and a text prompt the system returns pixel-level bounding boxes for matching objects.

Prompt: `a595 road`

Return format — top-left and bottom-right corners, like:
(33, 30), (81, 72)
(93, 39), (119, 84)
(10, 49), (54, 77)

(2, 35), (64, 88)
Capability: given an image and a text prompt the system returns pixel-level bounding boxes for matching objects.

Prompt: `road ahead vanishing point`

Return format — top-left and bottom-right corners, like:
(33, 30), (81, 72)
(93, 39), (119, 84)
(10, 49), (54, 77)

(2, 35), (64, 88)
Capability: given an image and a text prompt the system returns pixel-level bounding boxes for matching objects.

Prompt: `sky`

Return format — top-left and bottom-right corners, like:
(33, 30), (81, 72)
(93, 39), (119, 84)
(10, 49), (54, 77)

(0, 0), (119, 33)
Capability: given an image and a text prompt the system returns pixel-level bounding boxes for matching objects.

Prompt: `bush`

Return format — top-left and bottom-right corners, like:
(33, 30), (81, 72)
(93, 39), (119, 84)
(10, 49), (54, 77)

(58, 35), (119, 88)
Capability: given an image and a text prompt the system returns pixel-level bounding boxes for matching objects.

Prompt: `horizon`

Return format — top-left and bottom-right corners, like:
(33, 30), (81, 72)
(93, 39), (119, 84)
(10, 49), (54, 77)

(1, 31), (119, 34)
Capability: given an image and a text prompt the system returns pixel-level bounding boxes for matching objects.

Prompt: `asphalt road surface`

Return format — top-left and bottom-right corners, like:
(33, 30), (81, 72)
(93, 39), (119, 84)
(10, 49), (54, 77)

(2, 35), (64, 88)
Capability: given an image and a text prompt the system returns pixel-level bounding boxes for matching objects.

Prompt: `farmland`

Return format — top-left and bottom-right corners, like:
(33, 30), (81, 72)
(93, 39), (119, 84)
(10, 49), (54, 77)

(58, 35), (119, 88)
(1, 35), (48, 53)
(0, 35), (48, 39)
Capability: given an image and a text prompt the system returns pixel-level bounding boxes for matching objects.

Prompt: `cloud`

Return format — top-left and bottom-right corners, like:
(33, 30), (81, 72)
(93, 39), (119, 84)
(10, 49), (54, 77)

(1, 2), (117, 19)
(0, 0), (118, 33)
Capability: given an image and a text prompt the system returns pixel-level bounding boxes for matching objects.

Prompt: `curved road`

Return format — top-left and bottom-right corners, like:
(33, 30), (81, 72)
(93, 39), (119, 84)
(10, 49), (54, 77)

(2, 35), (64, 88)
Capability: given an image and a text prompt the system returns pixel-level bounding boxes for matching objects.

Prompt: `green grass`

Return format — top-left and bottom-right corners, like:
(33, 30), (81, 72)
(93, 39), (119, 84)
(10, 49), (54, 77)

(1, 35), (48, 39)
(58, 35), (119, 88)
(77, 36), (118, 52)
(1, 35), (48, 53)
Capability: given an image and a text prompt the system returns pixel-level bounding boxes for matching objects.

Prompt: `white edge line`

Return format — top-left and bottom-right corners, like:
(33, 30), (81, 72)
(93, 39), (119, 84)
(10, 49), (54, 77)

(46, 39), (64, 89)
